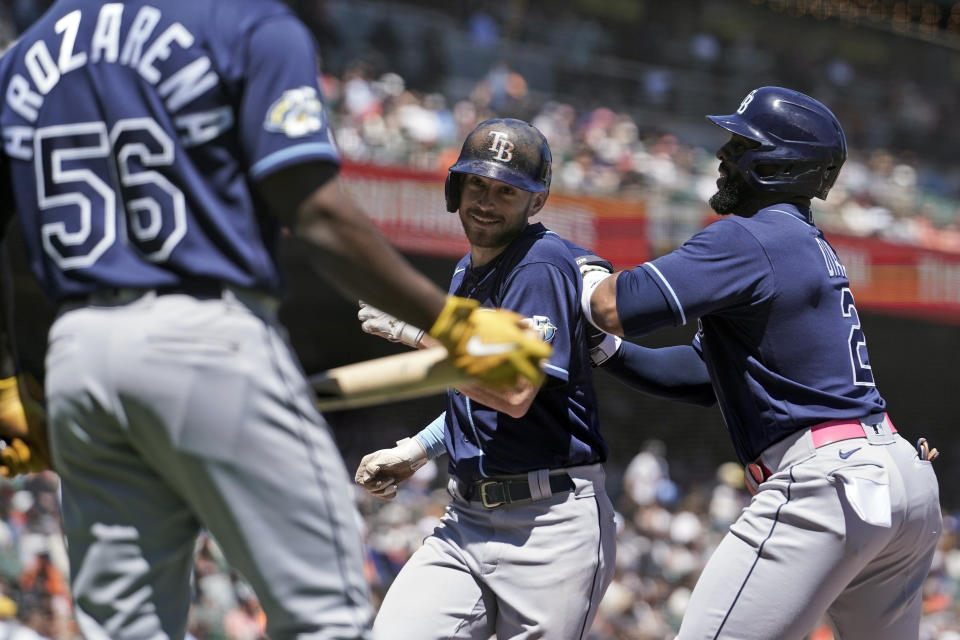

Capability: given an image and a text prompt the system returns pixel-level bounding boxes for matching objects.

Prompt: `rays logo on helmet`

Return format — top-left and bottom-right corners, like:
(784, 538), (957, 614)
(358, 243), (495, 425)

(265, 87), (325, 138)
(737, 89), (757, 114)
(488, 131), (515, 162)
(527, 315), (557, 343)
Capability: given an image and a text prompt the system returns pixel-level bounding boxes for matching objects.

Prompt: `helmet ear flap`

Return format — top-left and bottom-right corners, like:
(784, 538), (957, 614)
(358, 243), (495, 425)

(444, 172), (461, 212)
(817, 164), (841, 199)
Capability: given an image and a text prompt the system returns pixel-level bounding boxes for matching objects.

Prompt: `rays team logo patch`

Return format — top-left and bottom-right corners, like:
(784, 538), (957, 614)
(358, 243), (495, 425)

(265, 87), (325, 138)
(527, 315), (557, 343)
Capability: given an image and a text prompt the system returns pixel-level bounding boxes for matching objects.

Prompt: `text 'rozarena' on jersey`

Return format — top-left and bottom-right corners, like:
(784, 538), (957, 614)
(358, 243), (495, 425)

(5, 4), (229, 156)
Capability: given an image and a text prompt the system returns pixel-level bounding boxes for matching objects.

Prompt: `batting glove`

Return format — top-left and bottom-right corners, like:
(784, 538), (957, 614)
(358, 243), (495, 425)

(428, 296), (551, 388)
(355, 437), (429, 501)
(358, 301), (424, 348)
(0, 374), (52, 477)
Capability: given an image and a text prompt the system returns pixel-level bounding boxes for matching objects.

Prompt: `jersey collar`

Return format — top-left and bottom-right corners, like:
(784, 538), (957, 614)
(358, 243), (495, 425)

(762, 203), (814, 225)
(466, 223), (545, 271)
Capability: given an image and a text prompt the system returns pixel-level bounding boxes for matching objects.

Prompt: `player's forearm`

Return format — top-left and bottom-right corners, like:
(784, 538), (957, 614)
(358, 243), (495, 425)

(600, 342), (716, 407)
(414, 412), (448, 459)
(258, 165), (447, 330)
(291, 179), (447, 331)
(586, 273), (624, 336)
(456, 378), (539, 419)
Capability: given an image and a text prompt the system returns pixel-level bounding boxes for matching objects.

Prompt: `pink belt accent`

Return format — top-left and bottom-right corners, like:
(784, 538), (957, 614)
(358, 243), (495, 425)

(809, 414), (896, 448)
(744, 414), (896, 495)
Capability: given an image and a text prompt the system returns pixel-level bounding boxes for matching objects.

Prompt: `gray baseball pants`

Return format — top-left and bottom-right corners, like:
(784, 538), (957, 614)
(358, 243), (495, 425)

(678, 418), (941, 640)
(45, 289), (373, 640)
(372, 463), (616, 640)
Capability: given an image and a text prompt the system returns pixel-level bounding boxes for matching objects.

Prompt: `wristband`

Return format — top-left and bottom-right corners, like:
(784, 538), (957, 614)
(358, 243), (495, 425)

(395, 437), (428, 472)
(580, 270), (612, 328)
(589, 333), (622, 367)
(398, 323), (424, 348)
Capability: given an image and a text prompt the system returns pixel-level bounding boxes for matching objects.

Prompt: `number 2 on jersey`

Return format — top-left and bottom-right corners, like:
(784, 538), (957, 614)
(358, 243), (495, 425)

(35, 118), (186, 270)
(840, 287), (875, 387)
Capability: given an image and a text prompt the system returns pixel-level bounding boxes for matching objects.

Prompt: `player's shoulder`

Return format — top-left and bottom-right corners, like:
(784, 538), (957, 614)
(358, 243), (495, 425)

(201, 0), (299, 38)
(689, 215), (757, 243)
(219, 0), (296, 22)
(739, 205), (820, 250)
(515, 224), (580, 270)
(140, 0), (299, 45)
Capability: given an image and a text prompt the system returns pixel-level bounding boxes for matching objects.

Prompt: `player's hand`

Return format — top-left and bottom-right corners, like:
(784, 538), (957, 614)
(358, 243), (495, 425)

(576, 255), (622, 366)
(428, 296), (551, 388)
(354, 437), (429, 500)
(357, 301), (424, 348)
(916, 437), (940, 462)
(0, 374), (52, 478)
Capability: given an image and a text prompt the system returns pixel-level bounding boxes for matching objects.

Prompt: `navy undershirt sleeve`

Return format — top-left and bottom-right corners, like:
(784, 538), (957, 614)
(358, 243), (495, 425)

(615, 268), (677, 337)
(599, 342), (716, 407)
(616, 220), (771, 337)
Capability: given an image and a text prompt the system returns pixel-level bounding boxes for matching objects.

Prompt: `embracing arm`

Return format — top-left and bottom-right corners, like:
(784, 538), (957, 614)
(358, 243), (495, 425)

(583, 269), (676, 338)
(598, 341), (715, 407)
(585, 221), (770, 339)
(257, 165), (551, 387)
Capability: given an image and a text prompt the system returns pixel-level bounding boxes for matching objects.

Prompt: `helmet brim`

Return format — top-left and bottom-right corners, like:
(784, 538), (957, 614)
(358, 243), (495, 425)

(448, 159), (548, 194)
(706, 114), (771, 146)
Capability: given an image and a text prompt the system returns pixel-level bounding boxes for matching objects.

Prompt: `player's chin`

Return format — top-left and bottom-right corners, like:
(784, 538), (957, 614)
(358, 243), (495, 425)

(709, 178), (746, 216)
(464, 225), (505, 247)
(709, 190), (737, 216)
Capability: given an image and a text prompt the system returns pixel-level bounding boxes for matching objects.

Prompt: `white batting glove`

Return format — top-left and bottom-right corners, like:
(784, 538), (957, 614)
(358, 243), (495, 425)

(354, 437), (429, 501)
(358, 301), (425, 348)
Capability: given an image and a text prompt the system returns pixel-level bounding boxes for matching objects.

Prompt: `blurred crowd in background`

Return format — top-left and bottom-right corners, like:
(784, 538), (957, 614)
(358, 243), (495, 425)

(0, 0), (958, 638)
(297, 0), (960, 255)
(4, 0), (960, 254)
(1, 449), (958, 640)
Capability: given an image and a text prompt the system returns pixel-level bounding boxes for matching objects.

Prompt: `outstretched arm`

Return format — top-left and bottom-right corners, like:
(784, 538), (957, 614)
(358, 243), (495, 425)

(258, 165), (550, 388)
(598, 341), (715, 407)
(260, 164), (447, 330)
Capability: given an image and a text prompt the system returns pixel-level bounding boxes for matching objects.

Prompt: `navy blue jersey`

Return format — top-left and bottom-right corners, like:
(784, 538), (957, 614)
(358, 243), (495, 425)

(616, 204), (885, 463)
(0, 0), (339, 301)
(444, 223), (607, 483)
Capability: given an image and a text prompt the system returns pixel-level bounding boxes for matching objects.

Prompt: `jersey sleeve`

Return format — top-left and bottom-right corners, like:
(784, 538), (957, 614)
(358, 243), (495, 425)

(238, 15), (339, 180)
(499, 262), (578, 383)
(617, 219), (774, 335)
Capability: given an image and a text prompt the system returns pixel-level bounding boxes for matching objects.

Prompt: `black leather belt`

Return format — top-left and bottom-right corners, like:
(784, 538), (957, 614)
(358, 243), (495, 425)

(155, 280), (226, 299)
(457, 473), (575, 508)
(61, 280), (227, 307)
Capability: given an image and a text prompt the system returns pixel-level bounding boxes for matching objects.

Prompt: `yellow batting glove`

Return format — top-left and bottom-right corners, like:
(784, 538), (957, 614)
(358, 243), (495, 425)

(0, 376), (52, 477)
(428, 296), (552, 388)
(0, 437), (48, 478)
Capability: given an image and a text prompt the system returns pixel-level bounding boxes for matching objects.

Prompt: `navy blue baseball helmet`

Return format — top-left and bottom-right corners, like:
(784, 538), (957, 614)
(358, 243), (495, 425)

(707, 87), (847, 200)
(445, 118), (552, 212)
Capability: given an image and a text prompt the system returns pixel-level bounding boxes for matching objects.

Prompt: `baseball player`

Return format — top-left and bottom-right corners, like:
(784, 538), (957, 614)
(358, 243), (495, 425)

(0, 3), (550, 639)
(582, 86), (942, 639)
(356, 119), (617, 639)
